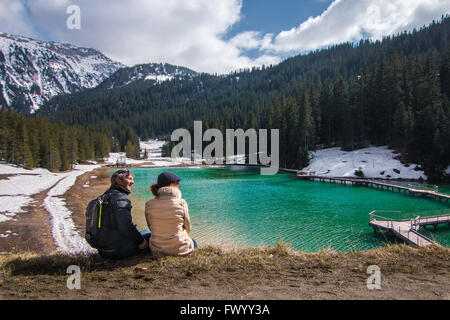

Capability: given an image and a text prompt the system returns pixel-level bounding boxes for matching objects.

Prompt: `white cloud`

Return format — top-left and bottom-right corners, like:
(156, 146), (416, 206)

(229, 31), (274, 50)
(0, 0), (280, 74)
(0, 0), (448, 74)
(0, 0), (36, 36)
(266, 0), (450, 54)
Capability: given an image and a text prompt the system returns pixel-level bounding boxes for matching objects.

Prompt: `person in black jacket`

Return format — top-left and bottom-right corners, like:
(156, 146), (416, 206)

(96, 169), (149, 259)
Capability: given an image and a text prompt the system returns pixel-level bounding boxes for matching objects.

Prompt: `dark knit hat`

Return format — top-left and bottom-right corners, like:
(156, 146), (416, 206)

(157, 171), (181, 187)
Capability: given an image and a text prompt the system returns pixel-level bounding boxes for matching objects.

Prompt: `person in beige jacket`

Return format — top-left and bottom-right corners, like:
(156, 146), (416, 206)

(145, 172), (196, 257)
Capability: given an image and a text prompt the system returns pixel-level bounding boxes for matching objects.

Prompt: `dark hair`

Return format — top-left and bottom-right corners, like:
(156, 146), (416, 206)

(150, 183), (161, 197)
(111, 169), (132, 185)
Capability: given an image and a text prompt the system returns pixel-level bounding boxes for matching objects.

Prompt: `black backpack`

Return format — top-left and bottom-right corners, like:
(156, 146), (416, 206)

(85, 193), (110, 248)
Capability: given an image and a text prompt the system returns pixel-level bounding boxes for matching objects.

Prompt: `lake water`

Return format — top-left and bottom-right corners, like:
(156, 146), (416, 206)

(439, 185), (450, 195)
(125, 166), (450, 252)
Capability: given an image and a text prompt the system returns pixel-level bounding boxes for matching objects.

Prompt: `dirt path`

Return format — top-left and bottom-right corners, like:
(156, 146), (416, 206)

(0, 166), (109, 255)
(64, 167), (111, 240)
(0, 186), (57, 255)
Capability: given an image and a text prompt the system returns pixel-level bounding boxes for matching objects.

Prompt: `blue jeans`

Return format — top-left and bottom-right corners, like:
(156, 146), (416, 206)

(142, 228), (198, 249)
(140, 228), (151, 240)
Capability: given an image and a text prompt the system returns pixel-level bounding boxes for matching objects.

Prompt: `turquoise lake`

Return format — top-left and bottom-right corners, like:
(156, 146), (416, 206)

(439, 185), (450, 195)
(126, 166), (450, 252)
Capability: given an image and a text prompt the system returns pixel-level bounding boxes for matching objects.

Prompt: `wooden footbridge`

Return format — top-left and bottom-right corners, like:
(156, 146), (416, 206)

(295, 173), (450, 247)
(368, 210), (450, 247)
(297, 174), (450, 202)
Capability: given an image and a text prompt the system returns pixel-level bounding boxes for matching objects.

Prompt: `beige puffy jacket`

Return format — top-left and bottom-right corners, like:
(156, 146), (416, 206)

(145, 186), (194, 256)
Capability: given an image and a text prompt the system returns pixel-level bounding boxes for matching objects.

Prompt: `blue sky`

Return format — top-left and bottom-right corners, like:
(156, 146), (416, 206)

(228, 0), (334, 38)
(226, 0), (335, 60)
(0, 0), (449, 74)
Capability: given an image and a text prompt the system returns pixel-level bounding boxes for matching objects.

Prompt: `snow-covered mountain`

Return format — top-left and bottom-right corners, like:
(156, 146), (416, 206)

(97, 62), (198, 89)
(0, 32), (124, 113)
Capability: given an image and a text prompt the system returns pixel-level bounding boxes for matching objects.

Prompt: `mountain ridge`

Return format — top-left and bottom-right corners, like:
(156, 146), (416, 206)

(0, 32), (124, 112)
(97, 62), (198, 89)
(0, 31), (202, 112)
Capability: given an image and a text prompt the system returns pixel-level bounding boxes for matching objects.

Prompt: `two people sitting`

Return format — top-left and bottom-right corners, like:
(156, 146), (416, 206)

(94, 169), (196, 259)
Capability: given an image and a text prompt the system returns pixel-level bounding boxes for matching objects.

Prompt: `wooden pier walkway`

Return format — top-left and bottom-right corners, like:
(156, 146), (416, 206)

(297, 174), (450, 202)
(368, 211), (450, 247)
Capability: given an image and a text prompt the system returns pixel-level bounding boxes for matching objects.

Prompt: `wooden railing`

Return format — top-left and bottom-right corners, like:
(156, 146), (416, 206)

(368, 210), (447, 246)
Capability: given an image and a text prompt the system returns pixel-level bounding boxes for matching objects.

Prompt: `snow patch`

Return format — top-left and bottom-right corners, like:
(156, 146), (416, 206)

(0, 163), (50, 175)
(44, 196), (96, 254)
(302, 146), (427, 180)
(140, 158), (183, 167)
(0, 172), (64, 196)
(139, 139), (165, 159)
(145, 74), (173, 83)
(0, 230), (18, 238)
(0, 162), (99, 255)
(0, 195), (32, 222)
(105, 139), (170, 164)
(103, 152), (149, 165)
(44, 165), (99, 255)
(444, 165), (450, 175)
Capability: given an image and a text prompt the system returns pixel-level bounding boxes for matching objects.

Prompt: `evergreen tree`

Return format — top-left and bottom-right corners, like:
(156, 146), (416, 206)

(28, 122), (41, 167)
(15, 117), (34, 168)
(332, 77), (349, 148)
(49, 136), (61, 172)
(125, 140), (136, 159)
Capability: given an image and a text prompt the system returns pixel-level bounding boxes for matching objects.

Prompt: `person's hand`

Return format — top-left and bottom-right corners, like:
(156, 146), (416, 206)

(138, 239), (148, 250)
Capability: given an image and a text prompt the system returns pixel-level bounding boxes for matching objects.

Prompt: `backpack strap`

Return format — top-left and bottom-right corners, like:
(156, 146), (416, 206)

(98, 197), (104, 228)
(97, 193), (111, 230)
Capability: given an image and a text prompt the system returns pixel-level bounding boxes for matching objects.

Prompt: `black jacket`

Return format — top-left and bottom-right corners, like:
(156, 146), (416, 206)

(95, 184), (144, 250)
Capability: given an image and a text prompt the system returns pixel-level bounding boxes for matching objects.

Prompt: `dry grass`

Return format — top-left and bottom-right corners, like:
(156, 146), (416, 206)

(1, 241), (448, 277)
(94, 169), (112, 181)
(1, 242), (448, 300)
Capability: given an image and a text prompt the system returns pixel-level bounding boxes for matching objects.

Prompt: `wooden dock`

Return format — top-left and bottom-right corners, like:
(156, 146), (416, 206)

(368, 211), (450, 247)
(297, 174), (450, 202)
